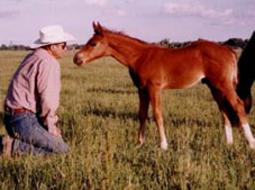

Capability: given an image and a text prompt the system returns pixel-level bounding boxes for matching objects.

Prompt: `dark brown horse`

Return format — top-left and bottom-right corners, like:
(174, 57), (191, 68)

(74, 22), (255, 150)
(236, 31), (255, 113)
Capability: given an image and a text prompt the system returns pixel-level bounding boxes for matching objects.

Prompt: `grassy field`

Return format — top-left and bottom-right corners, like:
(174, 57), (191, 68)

(0, 50), (255, 189)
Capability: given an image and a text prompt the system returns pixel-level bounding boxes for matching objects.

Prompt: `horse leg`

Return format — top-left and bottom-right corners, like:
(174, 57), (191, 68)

(243, 94), (252, 113)
(207, 84), (234, 144)
(236, 84), (252, 113)
(148, 86), (168, 150)
(223, 114), (234, 144)
(138, 88), (150, 146)
(220, 86), (255, 148)
(240, 90), (252, 113)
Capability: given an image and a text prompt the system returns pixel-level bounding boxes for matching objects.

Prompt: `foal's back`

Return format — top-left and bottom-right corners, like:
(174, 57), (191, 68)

(139, 40), (237, 89)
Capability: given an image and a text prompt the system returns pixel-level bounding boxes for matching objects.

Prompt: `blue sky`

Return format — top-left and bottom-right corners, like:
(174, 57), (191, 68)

(0, 0), (254, 45)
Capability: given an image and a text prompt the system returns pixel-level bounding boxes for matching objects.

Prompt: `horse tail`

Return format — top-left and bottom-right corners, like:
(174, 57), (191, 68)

(236, 31), (255, 113)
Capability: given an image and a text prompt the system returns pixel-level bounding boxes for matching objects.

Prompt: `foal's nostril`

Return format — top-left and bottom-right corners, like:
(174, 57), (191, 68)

(73, 55), (78, 63)
(73, 54), (84, 65)
(73, 54), (79, 63)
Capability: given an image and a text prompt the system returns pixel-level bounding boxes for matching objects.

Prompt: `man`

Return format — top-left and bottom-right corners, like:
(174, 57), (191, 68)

(0, 25), (75, 156)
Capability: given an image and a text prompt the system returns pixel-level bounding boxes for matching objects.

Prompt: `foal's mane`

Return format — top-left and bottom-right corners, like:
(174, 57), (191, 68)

(101, 26), (150, 45)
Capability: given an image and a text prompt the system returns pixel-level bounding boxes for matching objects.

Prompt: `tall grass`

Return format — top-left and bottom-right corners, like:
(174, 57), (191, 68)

(0, 50), (255, 189)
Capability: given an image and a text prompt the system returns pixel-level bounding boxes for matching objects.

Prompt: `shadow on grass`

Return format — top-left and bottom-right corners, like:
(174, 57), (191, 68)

(168, 113), (215, 128)
(82, 106), (216, 127)
(82, 106), (138, 121)
(87, 87), (136, 95)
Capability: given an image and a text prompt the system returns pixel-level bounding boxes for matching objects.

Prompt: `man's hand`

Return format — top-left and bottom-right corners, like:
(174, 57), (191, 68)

(48, 126), (62, 137)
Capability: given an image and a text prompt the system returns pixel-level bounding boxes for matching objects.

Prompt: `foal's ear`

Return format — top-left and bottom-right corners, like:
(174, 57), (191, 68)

(92, 21), (103, 35)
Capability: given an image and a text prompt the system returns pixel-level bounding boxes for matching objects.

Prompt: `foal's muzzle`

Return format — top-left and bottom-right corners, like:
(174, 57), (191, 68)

(73, 54), (84, 66)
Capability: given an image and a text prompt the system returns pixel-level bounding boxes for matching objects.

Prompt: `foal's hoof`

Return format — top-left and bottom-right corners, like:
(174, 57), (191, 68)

(160, 142), (168, 150)
(249, 141), (255, 149)
(226, 140), (233, 145)
(135, 143), (144, 149)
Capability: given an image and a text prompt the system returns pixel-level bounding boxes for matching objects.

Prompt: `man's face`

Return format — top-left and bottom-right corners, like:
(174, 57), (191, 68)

(50, 42), (67, 59)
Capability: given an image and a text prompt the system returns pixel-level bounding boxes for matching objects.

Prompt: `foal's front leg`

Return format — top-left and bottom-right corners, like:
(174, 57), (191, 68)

(148, 86), (168, 150)
(138, 88), (150, 146)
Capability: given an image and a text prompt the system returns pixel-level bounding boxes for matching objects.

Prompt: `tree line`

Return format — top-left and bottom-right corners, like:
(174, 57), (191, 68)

(0, 38), (248, 51)
(158, 38), (248, 49)
(0, 44), (81, 51)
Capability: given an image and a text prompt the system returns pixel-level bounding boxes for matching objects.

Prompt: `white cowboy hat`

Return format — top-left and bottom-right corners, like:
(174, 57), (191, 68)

(30, 25), (76, 49)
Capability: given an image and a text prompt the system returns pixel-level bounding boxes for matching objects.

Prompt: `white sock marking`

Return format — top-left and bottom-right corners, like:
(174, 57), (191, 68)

(243, 123), (255, 149)
(160, 140), (168, 150)
(225, 125), (233, 144)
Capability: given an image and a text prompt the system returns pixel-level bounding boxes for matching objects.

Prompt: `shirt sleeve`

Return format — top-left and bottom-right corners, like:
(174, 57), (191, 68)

(36, 58), (61, 131)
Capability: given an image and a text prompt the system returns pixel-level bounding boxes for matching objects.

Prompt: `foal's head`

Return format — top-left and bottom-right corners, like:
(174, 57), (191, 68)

(74, 22), (110, 65)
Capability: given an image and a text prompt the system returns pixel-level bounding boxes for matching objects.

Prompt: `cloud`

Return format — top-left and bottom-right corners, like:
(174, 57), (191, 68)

(163, 2), (232, 20)
(84, 0), (108, 7)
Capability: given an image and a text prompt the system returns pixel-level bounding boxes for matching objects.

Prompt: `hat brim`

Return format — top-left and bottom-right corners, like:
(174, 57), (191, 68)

(30, 32), (76, 49)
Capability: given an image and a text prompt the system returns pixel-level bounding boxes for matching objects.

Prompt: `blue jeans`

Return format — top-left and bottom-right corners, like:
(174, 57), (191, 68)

(4, 112), (69, 156)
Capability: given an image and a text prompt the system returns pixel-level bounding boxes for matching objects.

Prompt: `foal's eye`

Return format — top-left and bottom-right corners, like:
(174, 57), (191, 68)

(90, 42), (97, 47)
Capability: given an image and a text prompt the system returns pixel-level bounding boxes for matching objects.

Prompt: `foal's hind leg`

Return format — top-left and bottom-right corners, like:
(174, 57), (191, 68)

(148, 86), (168, 150)
(207, 84), (234, 144)
(220, 86), (255, 148)
(138, 88), (150, 146)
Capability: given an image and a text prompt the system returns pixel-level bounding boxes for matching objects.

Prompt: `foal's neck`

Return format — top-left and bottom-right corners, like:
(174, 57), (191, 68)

(108, 34), (148, 69)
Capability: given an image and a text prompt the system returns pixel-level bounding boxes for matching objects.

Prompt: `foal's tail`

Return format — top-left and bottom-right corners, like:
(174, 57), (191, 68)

(236, 31), (255, 113)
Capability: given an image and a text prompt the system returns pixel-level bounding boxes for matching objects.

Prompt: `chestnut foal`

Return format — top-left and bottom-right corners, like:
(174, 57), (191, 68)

(74, 22), (255, 150)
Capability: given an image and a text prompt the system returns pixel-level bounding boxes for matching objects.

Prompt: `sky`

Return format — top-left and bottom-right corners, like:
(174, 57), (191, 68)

(0, 0), (255, 46)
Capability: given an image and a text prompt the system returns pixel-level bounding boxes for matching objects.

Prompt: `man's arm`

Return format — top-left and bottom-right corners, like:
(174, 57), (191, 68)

(36, 58), (61, 137)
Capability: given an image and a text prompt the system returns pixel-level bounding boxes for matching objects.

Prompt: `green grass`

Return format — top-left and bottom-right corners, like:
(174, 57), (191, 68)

(1, 50), (255, 189)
